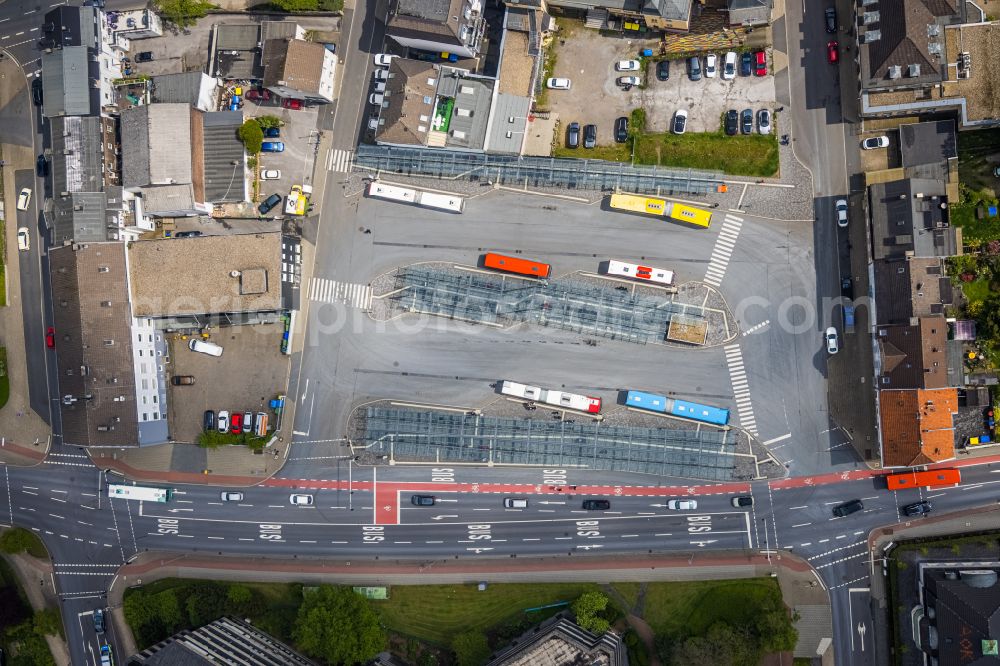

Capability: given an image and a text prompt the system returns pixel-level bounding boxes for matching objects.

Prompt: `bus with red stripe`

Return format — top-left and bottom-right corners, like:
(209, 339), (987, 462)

(884, 468), (961, 491)
(603, 259), (674, 286)
(483, 253), (551, 279)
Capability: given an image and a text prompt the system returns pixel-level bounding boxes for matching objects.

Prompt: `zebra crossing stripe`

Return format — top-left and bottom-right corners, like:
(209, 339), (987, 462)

(723, 343), (758, 435)
(704, 217), (744, 287)
(327, 149), (353, 173)
(308, 277), (372, 309)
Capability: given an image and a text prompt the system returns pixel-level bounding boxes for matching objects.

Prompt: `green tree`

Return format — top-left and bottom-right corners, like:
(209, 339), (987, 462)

(4, 620), (56, 666)
(572, 591), (611, 634)
(124, 589), (184, 648)
(293, 585), (385, 664)
(270, 0), (321, 11)
(153, 0), (215, 27)
(255, 115), (283, 130)
(0, 527), (39, 554)
(226, 584), (262, 616)
(750, 598), (798, 653)
(32, 608), (63, 638)
(452, 630), (490, 666)
(185, 582), (227, 627)
(238, 119), (264, 155)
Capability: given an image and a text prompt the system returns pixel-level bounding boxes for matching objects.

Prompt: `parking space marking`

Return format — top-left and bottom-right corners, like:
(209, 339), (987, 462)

(308, 277), (372, 309)
(325, 149), (353, 173)
(704, 215), (743, 287)
(724, 343), (757, 435)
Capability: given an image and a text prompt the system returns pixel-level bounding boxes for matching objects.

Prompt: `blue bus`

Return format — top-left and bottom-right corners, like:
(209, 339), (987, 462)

(625, 390), (729, 427)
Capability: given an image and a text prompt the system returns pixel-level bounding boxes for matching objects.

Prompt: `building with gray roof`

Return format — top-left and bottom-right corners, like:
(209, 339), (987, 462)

(136, 184), (202, 217)
(727, 0), (771, 26)
(485, 615), (627, 666)
(41, 46), (93, 118)
(210, 23), (264, 80)
(121, 103), (195, 189)
(50, 116), (106, 194)
(918, 563), (1000, 665)
(51, 192), (110, 245)
(150, 72), (219, 111)
(202, 111), (247, 203)
(388, 0), (487, 58)
(505, 0), (692, 31)
(868, 178), (957, 260)
(486, 93), (531, 154)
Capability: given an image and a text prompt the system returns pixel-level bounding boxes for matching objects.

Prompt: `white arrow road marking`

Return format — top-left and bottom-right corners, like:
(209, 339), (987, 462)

(431, 515), (458, 520)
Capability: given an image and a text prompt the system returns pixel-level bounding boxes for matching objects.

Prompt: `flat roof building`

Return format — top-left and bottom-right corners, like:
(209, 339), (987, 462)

(868, 178), (957, 260)
(387, 0), (487, 58)
(130, 616), (316, 665)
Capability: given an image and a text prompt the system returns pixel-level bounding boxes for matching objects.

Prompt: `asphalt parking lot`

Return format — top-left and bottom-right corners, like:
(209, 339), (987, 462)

(546, 27), (776, 142)
(166, 324), (289, 443)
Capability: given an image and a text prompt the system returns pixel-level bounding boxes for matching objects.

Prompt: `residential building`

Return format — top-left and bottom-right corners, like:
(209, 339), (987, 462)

(872, 258), (952, 326)
(49, 116), (116, 194)
(918, 564), (1000, 665)
(876, 318), (951, 390)
(878, 387), (959, 467)
(149, 72), (220, 111)
(485, 614), (627, 665)
(209, 21), (305, 81)
(262, 39), (337, 103)
(504, 0), (693, 33)
(130, 616), (316, 665)
(727, 0), (771, 27)
(41, 47), (94, 118)
(202, 111), (248, 203)
(49, 190), (147, 246)
(868, 178), (957, 261)
(109, 9), (163, 40)
(387, 0), (486, 58)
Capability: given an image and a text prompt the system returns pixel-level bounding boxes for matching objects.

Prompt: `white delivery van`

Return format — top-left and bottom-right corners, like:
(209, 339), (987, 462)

(188, 339), (223, 356)
(503, 498), (528, 508)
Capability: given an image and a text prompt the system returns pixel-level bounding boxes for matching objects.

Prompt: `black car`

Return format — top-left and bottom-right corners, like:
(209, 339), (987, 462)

(582, 499), (611, 510)
(258, 193), (282, 215)
(841, 276), (853, 298)
(740, 51), (753, 76)
(36, 155), (48, 177)
(174, 230), (203, 238)
(825, 7), (837, 33)
(724, 110), (738, 136)
(740, 108), (753, 134)
(135, 51), (154, 62)
(731, 496), (753, 508)
(567, 121), (580, 148)
(832, 499), (864, 517)
(264, 127), (280, 138)
(583, 123), (597, 149)
(614, 116), (628, 143)
(656, 60), (670, 81)
(93, 609), (105, 633)
(203, 410), (215, 431)
(901, 501), (932, 517)
(686, 56), (701, 81)
(411, 495), (435, 506)
(31, 78), (43, 106)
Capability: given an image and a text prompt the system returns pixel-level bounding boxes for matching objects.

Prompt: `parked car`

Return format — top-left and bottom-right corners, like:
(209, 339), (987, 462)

(582, 499), (611, 510)
(174, 230), (203, 238)
(31, 78), (42, 106)
(546, 77), (572, 90)
(217, 410), (230, 433)
(258, 193), (282, 215)
(832, 499), (863, 517)
(901, 501), (932, 517)
(754, 50), (767, 76)
(373, 68), (389, 81)
(374, 53), (396, 67)
(656, 60), (670, 81)
(243, 411), (252, 434)
(230, 411), (242, 434)
(16, 228), (29, 252)
(93, 609), (105, 633)
(836, 199), (848, 227)
(825, 6), (837, 33)
(725, 110), (738, 136)
(723, 51), (737, 79)
(135, 51), (153, 62)
(189, 339), (222, 356)
(260, 141), (284, 153)
(263, 127), (280, 138)
(862, 135), (889, 149)
(667, 499), (698, 510)
(372, 81), (386, 94)
(740, 51), (753, 76)
(825, 326), (840, 354)
(411, 495), (435, 506)
(171, 375), (195, 385)
(282, 98), (302, 110)
(36, 155), (48, 177)
(16, 188), (31, 211)
(583, 124), (597, 149)
(841, 276), (854, 298)
(203, 410), (215, 431)
(704, 53), (717, 78)
(757, 108), (771, 134)
(290, 494), (314, 505)
(45, 327), (55, 349)
(827, 40), (839, 64)
(740, 108), (753, 134)
(686, 56), (702, 81)
(617, 76), (641, 86)
(566, 121), (580, 148)
(671, 109), (687, 135)
(731, 496), (753, 508)
(261, 169), (281, 180)
(221, 491), (244, 502)
(245, 88), (268, 102)
(368, 115), (380, 132)
(368, 93), (384, 105)
(614, 116), (628, 143)
(615, 59), (640, 71)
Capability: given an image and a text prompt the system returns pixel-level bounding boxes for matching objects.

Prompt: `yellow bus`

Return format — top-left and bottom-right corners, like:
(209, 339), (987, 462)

(608, 193), (712, 228)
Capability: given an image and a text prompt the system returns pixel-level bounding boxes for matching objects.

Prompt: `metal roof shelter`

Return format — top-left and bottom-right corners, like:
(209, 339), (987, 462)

(390, 266), (712, 344)
(358, 406), (738, 480)
(355, 144), (722, 195)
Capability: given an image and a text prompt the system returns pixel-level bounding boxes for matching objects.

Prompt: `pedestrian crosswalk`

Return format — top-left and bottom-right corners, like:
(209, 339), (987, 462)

(308, 277), (372, 309)
(325, 148), (353, 173)
(723, 343), (757, 435)
(704, 214), (743, 287)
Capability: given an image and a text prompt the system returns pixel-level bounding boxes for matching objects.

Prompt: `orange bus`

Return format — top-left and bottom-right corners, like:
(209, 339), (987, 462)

(483, 253), (551, 279)
(885, 468), (961, 491)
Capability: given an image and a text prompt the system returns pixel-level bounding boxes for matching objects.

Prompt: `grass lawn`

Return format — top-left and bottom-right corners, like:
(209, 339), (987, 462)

(374, 582), (600, 646)
(641, 578), (783, 637)
(610, 582), (641, 610)
(553, 131), (779, 177)
(957, 127), (1000, 194)
(959, 278), (993, 305)
(0, 347), (8, 410)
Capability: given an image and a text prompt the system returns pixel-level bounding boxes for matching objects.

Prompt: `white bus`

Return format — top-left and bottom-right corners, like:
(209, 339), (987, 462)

(603, 260), (674, 286)
(366, 182), (465, 213)
(107, 484), (173, 503)
(500, 380), (602, 414)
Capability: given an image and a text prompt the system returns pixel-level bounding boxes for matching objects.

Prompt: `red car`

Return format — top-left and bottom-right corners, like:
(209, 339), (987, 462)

(827, 40), (839, 64)
(45, 327), (55, 349)
(246, 88), (271, 102)
(754, 50), (767, 76)
(230, 411), (242, 434)
(282, 98), (302, 110)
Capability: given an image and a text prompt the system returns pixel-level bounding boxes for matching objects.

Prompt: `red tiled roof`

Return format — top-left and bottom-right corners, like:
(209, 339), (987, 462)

(879, 388), (958, 467)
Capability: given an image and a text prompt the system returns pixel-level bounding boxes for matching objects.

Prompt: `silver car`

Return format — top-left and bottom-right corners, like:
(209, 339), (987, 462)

(667, 499), (698, 510)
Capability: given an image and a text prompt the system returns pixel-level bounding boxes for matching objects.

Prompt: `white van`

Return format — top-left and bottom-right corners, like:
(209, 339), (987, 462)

(503, 498), (528, 509)
(188, 339), (223, 356)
